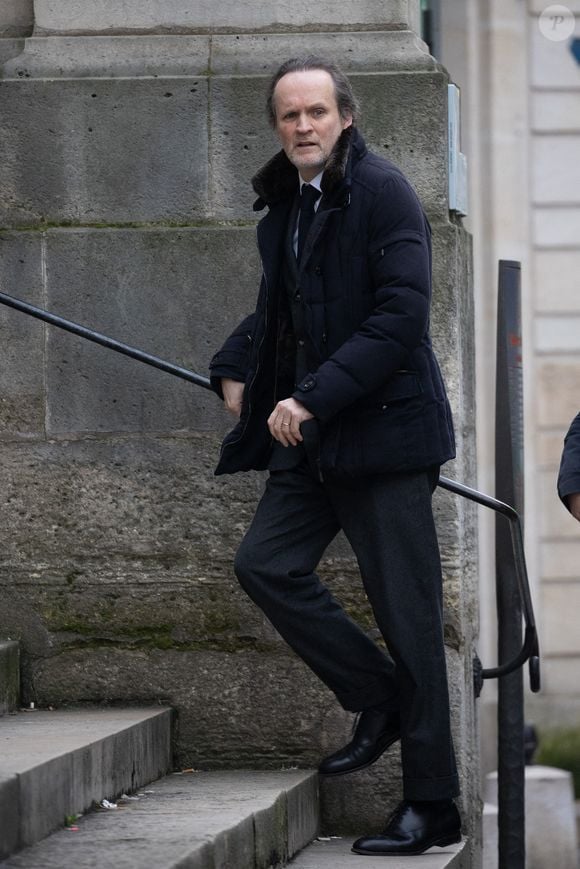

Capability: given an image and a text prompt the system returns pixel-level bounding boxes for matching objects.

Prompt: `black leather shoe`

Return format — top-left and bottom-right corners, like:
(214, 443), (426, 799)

(352, 799), (461, 855)
(318, 707), (400, 776)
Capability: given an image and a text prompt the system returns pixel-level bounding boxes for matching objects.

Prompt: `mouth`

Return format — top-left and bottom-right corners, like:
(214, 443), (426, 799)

(296, 142), (318, 149)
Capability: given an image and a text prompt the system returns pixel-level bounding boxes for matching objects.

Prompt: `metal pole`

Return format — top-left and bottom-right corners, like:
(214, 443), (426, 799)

(495, 260), (525, 869)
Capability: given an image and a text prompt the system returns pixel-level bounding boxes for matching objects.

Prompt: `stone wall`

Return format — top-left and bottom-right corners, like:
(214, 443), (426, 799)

(0, 0), (478, 851)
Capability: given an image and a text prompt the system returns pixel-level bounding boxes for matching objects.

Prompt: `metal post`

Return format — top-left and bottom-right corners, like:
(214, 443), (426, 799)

(495, 260), (525, 869)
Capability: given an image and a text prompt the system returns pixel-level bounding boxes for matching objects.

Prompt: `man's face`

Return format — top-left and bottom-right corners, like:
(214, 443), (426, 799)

(272, 69), (352, 182)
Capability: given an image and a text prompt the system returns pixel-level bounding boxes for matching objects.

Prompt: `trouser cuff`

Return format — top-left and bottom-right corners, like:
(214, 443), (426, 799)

(335, 679), (399, 713)
(403, 773), (460, 801)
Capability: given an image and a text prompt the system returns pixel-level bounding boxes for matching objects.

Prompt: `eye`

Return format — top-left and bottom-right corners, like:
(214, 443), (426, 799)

(312, 108), (326, 117)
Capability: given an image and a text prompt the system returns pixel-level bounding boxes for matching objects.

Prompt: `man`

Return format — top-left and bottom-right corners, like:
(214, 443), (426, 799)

(558, 413), (580, 522)
(209, 56), (461, 856)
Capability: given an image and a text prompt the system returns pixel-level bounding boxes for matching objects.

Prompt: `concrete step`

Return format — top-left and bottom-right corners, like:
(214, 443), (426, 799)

(0, 769), (319, 868)
(288, 835), (468, 868)
(0, 642), (19, 715)
(0, 706), (172, 861)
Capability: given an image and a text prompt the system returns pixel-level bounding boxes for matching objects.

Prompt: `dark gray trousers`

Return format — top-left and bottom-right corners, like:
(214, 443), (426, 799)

(234, 458), (459, 800)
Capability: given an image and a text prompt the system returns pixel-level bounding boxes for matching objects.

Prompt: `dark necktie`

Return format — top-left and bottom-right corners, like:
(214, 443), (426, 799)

(297, 184), (319, 263)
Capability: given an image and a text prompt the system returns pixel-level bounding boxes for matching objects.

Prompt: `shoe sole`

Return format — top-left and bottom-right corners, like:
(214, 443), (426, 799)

(351, 831), (462, 856)
(318, 732), (401, 777)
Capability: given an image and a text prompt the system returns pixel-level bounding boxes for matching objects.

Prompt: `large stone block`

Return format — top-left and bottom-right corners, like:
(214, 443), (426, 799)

(534, 250), (580, 313)
(0, 78), (209, 226)
(4, 31), (435, 80)
(0, 0), (33, 37)
(541, 580), (580, 653)
(532, 92), (580, 133)
(533, 206), (580, 247)
(0, 67), (448, 227)
(541, 542), (580, 581)
(40, 227), (259, 435)
(535, 314), (580, 352)
(537, 359), (580, 426)
(532, 136), (580, 204)
(210, 30), (435, 76)
(33, 0), (420, 36)
(0, 232), (45, 438)
(209, 77), (276, 221)
(3, 34), (212, 78)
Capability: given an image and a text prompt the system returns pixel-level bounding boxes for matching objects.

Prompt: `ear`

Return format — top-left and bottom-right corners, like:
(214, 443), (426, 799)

(341, 114), (353, 130)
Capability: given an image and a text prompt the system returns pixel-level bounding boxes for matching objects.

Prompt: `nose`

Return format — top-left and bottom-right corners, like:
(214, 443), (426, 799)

(296, 112), (312, 133)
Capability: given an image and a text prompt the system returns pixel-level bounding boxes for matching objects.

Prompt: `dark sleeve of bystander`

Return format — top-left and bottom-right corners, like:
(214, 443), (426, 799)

(557, 412), (580, 517)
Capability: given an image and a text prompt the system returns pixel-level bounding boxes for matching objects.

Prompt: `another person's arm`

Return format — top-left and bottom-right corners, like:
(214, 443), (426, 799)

(558, 413), (580, 522)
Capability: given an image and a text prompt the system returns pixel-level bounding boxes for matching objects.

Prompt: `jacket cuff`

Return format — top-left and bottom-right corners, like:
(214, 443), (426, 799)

(292, 373), (327, 420)
(209, 367), (246, 400)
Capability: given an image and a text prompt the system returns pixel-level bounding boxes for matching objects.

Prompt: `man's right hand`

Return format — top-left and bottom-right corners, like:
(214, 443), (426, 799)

(221, 378), (245, 418)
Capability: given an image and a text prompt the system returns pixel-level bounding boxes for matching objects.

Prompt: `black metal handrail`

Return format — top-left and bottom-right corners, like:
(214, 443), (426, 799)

(0, 289), (540, 696)
(438, 475), (540, 692)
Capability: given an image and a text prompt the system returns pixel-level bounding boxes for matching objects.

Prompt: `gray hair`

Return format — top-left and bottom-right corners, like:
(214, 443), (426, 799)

(266, 56), (360, 127)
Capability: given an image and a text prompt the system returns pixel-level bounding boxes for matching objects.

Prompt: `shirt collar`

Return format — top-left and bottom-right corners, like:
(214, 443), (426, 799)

(299, 171), (324, 196)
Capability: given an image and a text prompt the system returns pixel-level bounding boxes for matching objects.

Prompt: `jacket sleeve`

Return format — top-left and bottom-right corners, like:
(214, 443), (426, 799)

(209, 313), (256, 399)
(558, 413), (580, 509)
(292, 172), (431, 422)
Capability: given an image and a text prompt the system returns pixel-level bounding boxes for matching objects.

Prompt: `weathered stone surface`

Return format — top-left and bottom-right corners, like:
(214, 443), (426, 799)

(3, 31), (434, 80)
(0, 0), (33, 37)
(0, 79), (209, 226)
(0, 641), (20, 714)
(0, 232), (45, 437)
(33, 0), (419, 36)
(0, 435), (375, 660)
(40, 227), (259, 434)
(30, 647), (344, 770)
(210, 30), (435, 76)
(2, 34), (212, 78)
(0, 38), (26, 64)
(0, 707), (172, 856)
(0, 770), (319, 869)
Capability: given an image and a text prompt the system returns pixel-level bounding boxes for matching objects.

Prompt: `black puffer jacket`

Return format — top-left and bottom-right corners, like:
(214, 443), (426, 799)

(210, 127), (455, 478)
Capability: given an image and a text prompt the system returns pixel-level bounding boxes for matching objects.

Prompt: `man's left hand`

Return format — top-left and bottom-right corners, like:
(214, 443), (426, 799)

(268, 398), (314, 447)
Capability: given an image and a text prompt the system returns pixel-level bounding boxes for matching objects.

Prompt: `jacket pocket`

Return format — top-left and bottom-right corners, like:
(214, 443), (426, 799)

(320, 371), (426, 478)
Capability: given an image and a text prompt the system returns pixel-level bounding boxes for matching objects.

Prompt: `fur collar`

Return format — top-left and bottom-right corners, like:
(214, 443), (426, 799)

(252, 126), (358, 210)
